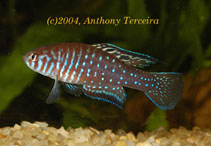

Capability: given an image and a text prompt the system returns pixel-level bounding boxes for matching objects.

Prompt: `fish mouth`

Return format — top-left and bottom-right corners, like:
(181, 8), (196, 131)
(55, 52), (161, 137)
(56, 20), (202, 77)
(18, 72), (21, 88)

(23, 52), (31, 66)
(23, 54), (27, 62)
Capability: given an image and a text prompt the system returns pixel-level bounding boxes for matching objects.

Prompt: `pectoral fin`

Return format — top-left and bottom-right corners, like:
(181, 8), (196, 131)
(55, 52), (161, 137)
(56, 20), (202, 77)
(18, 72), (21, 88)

(46, 78), (60, 104)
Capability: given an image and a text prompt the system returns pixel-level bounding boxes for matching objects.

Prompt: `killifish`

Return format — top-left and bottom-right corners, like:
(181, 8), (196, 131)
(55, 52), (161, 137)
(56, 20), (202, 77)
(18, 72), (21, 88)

(23, 43), (184, 110)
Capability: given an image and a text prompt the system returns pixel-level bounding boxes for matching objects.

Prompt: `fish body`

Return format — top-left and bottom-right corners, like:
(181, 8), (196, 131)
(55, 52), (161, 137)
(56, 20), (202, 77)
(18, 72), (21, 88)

(23, 43), (184, 110)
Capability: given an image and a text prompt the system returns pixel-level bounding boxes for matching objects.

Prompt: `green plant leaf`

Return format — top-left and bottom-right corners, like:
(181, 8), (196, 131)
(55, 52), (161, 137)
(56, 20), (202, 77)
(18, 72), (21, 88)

(0, 22), (86, 113)
(145, 108), (168, 131)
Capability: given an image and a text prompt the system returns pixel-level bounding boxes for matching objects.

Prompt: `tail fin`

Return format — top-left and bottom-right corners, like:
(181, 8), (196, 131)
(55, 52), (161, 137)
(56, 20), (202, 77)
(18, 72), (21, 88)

(144, 72), (184, 110)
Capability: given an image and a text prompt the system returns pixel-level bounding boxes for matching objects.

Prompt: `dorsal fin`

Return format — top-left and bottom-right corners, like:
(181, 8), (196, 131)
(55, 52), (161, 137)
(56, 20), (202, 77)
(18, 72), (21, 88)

(92, 43), (158, 68)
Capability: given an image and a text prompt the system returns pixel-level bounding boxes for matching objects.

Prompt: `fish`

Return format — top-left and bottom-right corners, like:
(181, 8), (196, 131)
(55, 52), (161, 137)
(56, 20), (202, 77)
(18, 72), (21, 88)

(23, 43), (184, 110)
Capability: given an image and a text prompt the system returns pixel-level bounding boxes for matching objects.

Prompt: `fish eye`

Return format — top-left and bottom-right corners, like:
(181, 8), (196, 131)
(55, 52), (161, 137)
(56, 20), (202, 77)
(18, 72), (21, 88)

(30, 53), (38, 61)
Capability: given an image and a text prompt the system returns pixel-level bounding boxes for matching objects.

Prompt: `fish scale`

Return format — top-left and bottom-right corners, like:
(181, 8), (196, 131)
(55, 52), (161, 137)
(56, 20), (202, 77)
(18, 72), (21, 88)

(23, 43), (184, 110)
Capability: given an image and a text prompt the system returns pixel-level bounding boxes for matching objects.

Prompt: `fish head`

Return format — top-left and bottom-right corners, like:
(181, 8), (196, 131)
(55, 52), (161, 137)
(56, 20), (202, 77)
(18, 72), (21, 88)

(23, 47), (56, 77)
(23, 49), (40, 70)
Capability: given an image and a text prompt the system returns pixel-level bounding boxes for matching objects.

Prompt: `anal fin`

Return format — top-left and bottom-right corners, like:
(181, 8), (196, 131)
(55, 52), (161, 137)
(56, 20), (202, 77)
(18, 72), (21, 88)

(82, 85), (127, 109)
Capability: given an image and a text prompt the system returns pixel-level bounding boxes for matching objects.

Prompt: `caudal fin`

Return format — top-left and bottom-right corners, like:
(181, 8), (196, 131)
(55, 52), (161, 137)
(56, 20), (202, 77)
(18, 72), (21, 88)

(144, 72), (184, 110)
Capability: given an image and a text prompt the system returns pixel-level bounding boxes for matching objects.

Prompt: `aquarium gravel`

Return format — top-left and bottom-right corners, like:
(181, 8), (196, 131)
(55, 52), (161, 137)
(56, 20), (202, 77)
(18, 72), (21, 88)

(0, 121), (210, 146)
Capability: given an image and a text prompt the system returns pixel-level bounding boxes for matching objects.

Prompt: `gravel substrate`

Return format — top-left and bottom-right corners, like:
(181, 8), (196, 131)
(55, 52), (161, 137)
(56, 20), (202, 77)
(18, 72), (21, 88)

(0, 121), (210, 146)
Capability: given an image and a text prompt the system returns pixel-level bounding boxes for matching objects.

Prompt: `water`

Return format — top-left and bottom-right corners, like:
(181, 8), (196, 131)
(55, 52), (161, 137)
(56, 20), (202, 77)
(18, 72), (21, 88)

(0, 0), (210, 132)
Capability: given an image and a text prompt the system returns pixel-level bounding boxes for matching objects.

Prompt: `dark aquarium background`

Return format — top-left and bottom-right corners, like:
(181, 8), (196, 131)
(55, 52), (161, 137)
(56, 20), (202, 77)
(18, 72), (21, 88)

(0, 0), (210, 132)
